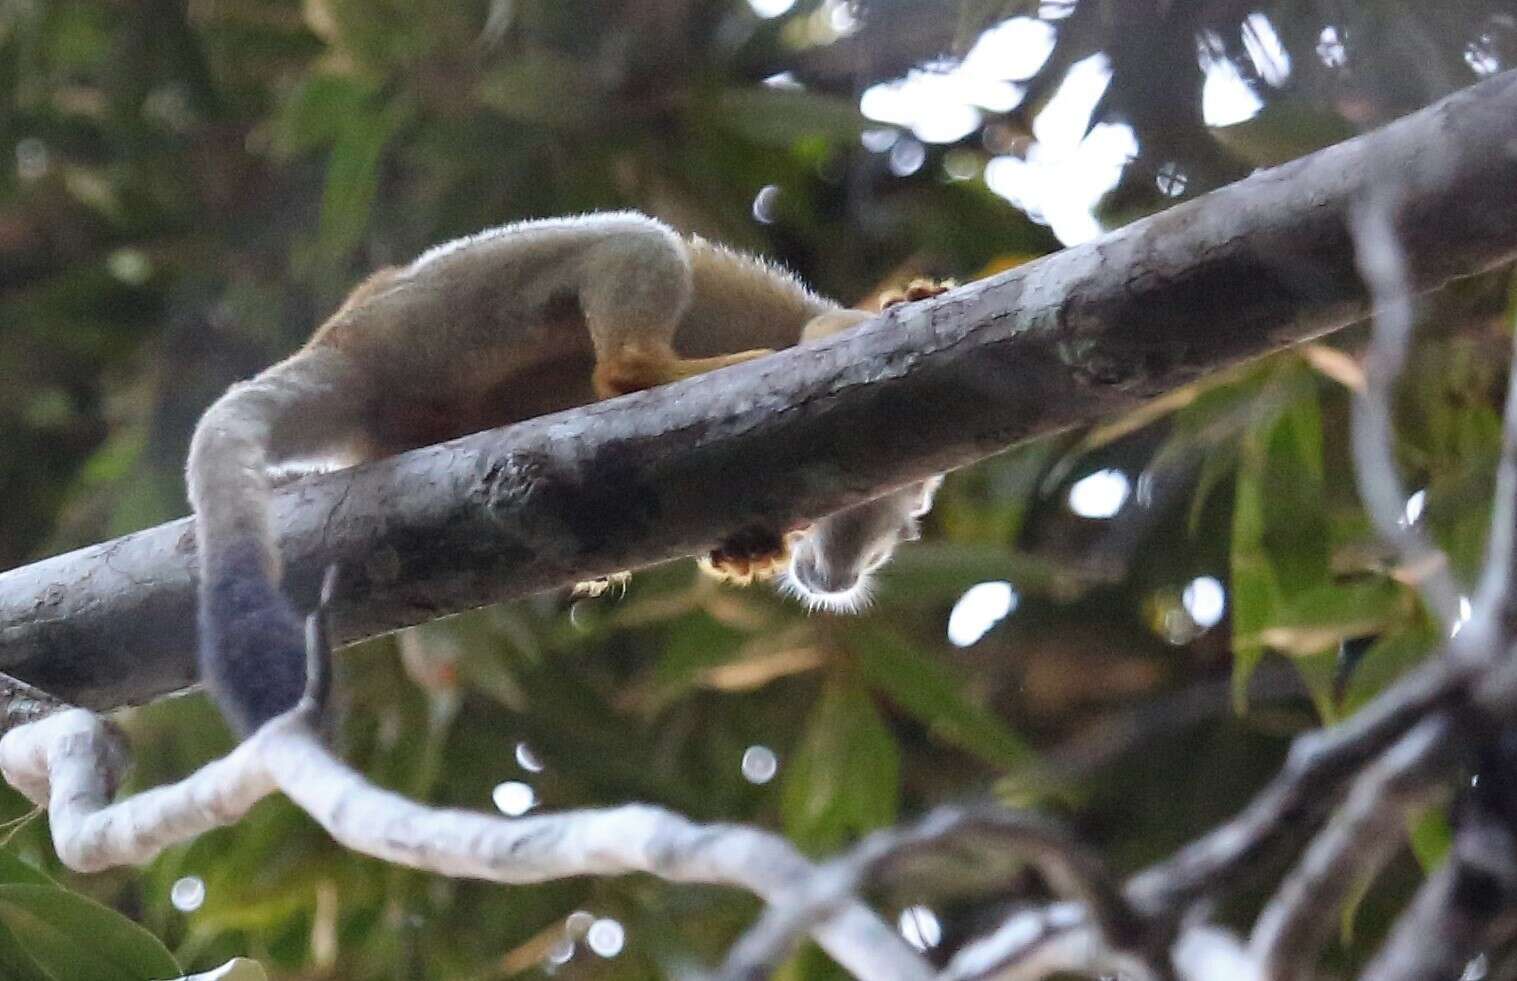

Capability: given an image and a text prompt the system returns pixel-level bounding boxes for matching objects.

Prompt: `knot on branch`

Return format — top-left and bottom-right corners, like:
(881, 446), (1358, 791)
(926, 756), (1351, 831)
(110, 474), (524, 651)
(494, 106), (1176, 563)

(477, 450), (552, 520)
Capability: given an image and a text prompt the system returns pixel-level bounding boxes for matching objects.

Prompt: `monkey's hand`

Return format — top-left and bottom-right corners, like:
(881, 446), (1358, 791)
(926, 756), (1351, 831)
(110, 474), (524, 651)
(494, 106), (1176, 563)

(698, 526), (808, 586)
(878, 277), (954, 310)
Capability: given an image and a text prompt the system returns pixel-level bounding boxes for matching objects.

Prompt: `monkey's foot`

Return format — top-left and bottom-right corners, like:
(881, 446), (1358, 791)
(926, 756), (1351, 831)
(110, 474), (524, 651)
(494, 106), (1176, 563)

(572, 571), (632, 599)
(879, 277), (955, 310)
(698, 527), (805, 586)
(594, 346), (775, 399)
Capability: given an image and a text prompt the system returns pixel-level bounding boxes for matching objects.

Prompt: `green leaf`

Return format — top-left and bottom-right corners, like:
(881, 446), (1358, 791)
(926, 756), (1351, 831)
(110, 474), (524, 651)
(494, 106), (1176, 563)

(0, 851), (53, 887)
(879, 542), (1073, 604)
(852, 626), (1033, 771)
(1213, 97), (1357, 168)
(709, 89), (865, 147)
(1258, 579), (1409, 657)
(1230, 363), (1329, 708)
(476, 51), (605, 129)
(1342, 624), (1439, 714)
(939, 439), (1063, 556)
(175, 959), (268, 981)
(1404, 338), (1503, 583)
(1287, 645), (1341, 724)
(318, 96), (409, 260)
(781, 674), (900, 853)
(1142, 366), (1264, 534)
(0, 884), (179, 981)
(643, 613), (749, 710)
(1409, 805), (1453, 871)
(276, 74), (378, 152)
(1230, 441), (1272, 706)
(773, 940), (850, 981)
(1259, 385), (1329, 587)
(0, 916), (50, 981)
(1187, 441), (1240, 535)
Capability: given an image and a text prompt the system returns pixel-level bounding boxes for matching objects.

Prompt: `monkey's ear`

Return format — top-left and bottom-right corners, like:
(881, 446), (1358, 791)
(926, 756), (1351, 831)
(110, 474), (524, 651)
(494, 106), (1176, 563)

(911, 475), (944, 517)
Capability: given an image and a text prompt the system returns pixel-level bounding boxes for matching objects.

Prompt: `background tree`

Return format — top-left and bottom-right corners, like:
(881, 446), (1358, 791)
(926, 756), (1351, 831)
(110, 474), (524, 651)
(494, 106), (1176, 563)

(0, 0), (1514, 977)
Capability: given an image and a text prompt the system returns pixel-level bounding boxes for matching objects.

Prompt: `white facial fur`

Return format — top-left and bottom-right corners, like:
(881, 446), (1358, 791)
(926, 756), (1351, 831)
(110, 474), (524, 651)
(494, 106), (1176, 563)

(784, 476), (942, 613)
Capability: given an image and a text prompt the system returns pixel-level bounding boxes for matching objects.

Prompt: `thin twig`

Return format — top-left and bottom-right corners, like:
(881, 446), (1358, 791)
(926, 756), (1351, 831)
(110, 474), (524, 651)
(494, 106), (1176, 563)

(1473, 302), (1517, 650)
(947, 651), (1472, 981)
(1348, 189), (1464, 629)
(1127, 650), (1468, 916)
(717, 806), (1152, 981)
(937, 904), (1159, 981)
(939, 913), (1260, 981)
(1248, 715), (1455, 979)
(1361, 789), (1517, 981)
(1362, 720), (1517, 981)
(0, 672), (70, 735)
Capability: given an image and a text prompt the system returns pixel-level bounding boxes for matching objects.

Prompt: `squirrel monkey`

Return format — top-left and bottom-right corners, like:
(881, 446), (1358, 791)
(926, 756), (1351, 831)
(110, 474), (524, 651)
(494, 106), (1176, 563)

(188, 212), (944, 735)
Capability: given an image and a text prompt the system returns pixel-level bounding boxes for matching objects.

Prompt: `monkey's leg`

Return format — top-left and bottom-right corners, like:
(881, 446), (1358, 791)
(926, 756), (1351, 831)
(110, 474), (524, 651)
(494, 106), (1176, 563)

(693, 310), (877, 586)
(187, 347), (374, 735)
(577, 228), (775, 400)
(593, 346), (775, 399)
(698, 285), (953, 586)
(571, 231), (781, 592)
(692, 310), (874, 585)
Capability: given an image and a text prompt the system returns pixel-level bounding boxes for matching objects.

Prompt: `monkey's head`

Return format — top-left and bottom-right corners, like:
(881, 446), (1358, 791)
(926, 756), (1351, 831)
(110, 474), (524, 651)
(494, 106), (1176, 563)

(784, 476), (942, 613)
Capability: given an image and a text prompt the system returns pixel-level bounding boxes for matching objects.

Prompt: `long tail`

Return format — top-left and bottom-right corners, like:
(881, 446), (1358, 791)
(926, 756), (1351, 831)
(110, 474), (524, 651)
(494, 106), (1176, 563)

(187, 349), (366, 736)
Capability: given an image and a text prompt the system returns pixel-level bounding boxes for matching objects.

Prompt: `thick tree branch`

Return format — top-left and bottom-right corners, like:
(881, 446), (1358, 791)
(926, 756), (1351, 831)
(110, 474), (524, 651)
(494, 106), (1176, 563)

(5, 71), (1517, 711)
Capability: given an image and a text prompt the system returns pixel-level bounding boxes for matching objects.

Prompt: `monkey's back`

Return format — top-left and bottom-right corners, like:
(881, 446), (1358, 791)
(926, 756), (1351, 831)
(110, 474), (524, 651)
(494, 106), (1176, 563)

(304, 213), (836, 454)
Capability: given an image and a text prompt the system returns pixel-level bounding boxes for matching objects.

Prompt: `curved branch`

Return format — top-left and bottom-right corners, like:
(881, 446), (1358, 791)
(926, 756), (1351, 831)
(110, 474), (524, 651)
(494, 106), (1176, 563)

(1126, 649), (1469, 917)
(1247, 716), (1455, 979)
(719, 805), (1153, 980)
(1348, 190), (1463, 627)
(1361, 784), (1517, 981)
(0, 707), (931, 981)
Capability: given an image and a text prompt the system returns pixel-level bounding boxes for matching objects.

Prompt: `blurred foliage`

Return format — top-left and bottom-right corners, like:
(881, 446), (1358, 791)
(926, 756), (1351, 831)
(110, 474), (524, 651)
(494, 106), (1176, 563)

(0, 0), (1515, 977)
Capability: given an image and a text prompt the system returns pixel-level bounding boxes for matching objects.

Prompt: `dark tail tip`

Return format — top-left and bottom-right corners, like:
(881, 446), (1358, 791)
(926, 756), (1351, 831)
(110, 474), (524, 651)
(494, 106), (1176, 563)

(198, 538), (307, 736)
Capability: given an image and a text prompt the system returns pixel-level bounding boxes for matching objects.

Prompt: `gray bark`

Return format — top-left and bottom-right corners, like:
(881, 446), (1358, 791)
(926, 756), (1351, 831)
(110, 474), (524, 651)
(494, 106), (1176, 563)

(5, 70), (1517, 712)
